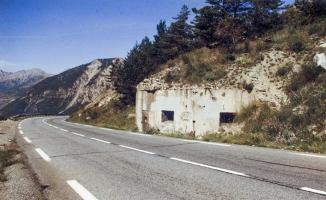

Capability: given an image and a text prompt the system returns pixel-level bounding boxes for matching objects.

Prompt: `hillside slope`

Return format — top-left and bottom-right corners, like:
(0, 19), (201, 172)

(0, 58), (122, 117)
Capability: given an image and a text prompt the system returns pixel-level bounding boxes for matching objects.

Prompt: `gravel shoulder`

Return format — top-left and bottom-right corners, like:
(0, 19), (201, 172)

(0, 120), (45, 200)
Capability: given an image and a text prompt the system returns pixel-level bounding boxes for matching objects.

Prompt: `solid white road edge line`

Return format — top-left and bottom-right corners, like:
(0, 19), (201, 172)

(90, 137), (111, 144)
(65, 120), (153, 137)
(19, 130), (24, 135)
(23, 137), (32, 143)
(197, 141), (231, 147)
(300, 187), (326, 196)
(119, 145), (156, 155)
(71, 132), (85, 137)
(181, 139), (231, 147)
(293, 153), (326, 159)
(67, 180), (98, 200)
(35, 148), (51, 162)
(170, 157), (248, 177)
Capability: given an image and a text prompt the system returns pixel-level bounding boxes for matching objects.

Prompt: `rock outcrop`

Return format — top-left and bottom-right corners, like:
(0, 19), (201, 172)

(137, 49), (298, 108)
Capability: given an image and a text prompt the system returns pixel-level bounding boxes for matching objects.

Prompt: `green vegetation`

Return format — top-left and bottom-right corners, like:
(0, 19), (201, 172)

(231, 62), (326, 153)
(0, 149), (17, 182)
(113, 0), (289, 103)
(276, 65), (292, 77)
(113, 0), (326, 104)
(163, 48), (228, 84)
(71, 0), (326, 153)
(69, 98), (137, 131)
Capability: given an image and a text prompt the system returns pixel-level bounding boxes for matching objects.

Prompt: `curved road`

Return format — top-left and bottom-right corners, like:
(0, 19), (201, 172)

(17, 116), (326, 200)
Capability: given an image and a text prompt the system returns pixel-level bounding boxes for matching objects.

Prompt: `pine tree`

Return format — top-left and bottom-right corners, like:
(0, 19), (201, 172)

(113, 37), (155, 101)
(192, 0), (251, 46)
(295, 0), (326, 19)
(166, 5), (194, 57)
(154, 5), (195, 62)
(248, 0), (284, 35)
(192, 2), (224, 46)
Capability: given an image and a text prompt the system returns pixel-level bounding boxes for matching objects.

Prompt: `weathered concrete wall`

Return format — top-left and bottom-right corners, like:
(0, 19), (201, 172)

(136, 88), (255, 135)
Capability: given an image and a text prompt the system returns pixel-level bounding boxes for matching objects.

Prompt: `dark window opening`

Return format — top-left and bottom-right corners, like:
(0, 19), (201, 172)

(162, 110), (174, 122)
(220, 112), (236, 124)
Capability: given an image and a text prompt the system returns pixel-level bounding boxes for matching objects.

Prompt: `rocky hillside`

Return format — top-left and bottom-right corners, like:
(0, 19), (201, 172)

(0, 68), (50, 108)
(0, 58), (122, 117)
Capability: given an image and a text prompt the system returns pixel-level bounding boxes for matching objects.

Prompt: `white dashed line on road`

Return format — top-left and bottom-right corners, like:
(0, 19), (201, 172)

(19, 130), (24, 135)
(300, 187), (326, 196)
(24, 137), (32, 143)
(67, 180), (98, 200)
(90, 137), (111, 144)
(35, 148), (51, 162)
(71, 132), (85, 137)
(119, 145), (156, 155)
(170, 157), (248, 177)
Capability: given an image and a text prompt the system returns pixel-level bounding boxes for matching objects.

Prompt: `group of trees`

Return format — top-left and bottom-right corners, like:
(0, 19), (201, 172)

(113, 0), (325, 104)
(295, 0), (326, 19)
(113, 5), (194, 101)
(192, 0), (283, 48)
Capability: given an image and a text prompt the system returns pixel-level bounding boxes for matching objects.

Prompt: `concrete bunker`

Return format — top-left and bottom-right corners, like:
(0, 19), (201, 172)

(136, 87), (255, 136)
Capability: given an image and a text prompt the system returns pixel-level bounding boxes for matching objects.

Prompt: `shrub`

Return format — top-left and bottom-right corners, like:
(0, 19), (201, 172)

(308, 20), (326, 36)
(235, 101), (260, 122)
(287, 34), (306, 52)
(204, 68), (227, 82)
(144, 128), (160, 135)
(242, 81), (254, 93)
(0, 149), (16, 182)
(164, 71), (181, 83)
(276, 65), (291, 76)
(225, 53), (236, 61)
(184, 62), (227, 84)
(288, 62), (324, 92)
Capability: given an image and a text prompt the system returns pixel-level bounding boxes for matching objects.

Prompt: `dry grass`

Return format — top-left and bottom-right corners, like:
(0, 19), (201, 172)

(69, 99), (137, 131)
(162, 48), (229, 84)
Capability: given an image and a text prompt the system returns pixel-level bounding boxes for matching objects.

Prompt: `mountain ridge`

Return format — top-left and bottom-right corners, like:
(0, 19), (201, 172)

(0, 68), (51, 109)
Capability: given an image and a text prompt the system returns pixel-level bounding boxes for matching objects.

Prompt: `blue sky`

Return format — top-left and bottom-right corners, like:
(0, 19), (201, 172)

(0, 0), (293, 74)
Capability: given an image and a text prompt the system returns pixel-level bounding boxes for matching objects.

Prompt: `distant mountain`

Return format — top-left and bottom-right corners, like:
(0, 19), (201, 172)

(0, 70), (12, 80)
(0, 68), (51, 95)
(0, 58), (122, 117)
(0, 68), (51, 109)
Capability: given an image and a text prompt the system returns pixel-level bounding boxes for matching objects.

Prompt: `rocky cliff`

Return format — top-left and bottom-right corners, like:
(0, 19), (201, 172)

(0, 58), (122, 117)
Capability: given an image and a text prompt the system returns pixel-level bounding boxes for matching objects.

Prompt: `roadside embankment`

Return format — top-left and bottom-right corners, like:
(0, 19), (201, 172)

(0, 119), (44, 200)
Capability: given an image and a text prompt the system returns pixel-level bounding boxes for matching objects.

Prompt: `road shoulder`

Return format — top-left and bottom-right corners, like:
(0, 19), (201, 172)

(0, 119), (45, 200)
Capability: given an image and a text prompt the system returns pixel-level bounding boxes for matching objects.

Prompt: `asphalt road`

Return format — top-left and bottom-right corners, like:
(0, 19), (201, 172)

(17, 116), (326, 200)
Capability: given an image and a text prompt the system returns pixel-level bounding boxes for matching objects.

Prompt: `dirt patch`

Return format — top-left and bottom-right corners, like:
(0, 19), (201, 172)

(0, 120), (45, 200)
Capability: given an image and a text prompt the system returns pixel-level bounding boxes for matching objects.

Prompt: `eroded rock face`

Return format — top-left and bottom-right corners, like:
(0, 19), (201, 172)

(138, 49), (296, 108)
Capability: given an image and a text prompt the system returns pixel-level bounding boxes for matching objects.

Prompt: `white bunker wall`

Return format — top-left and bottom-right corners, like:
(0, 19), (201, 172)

(136, 88), (254, 135)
